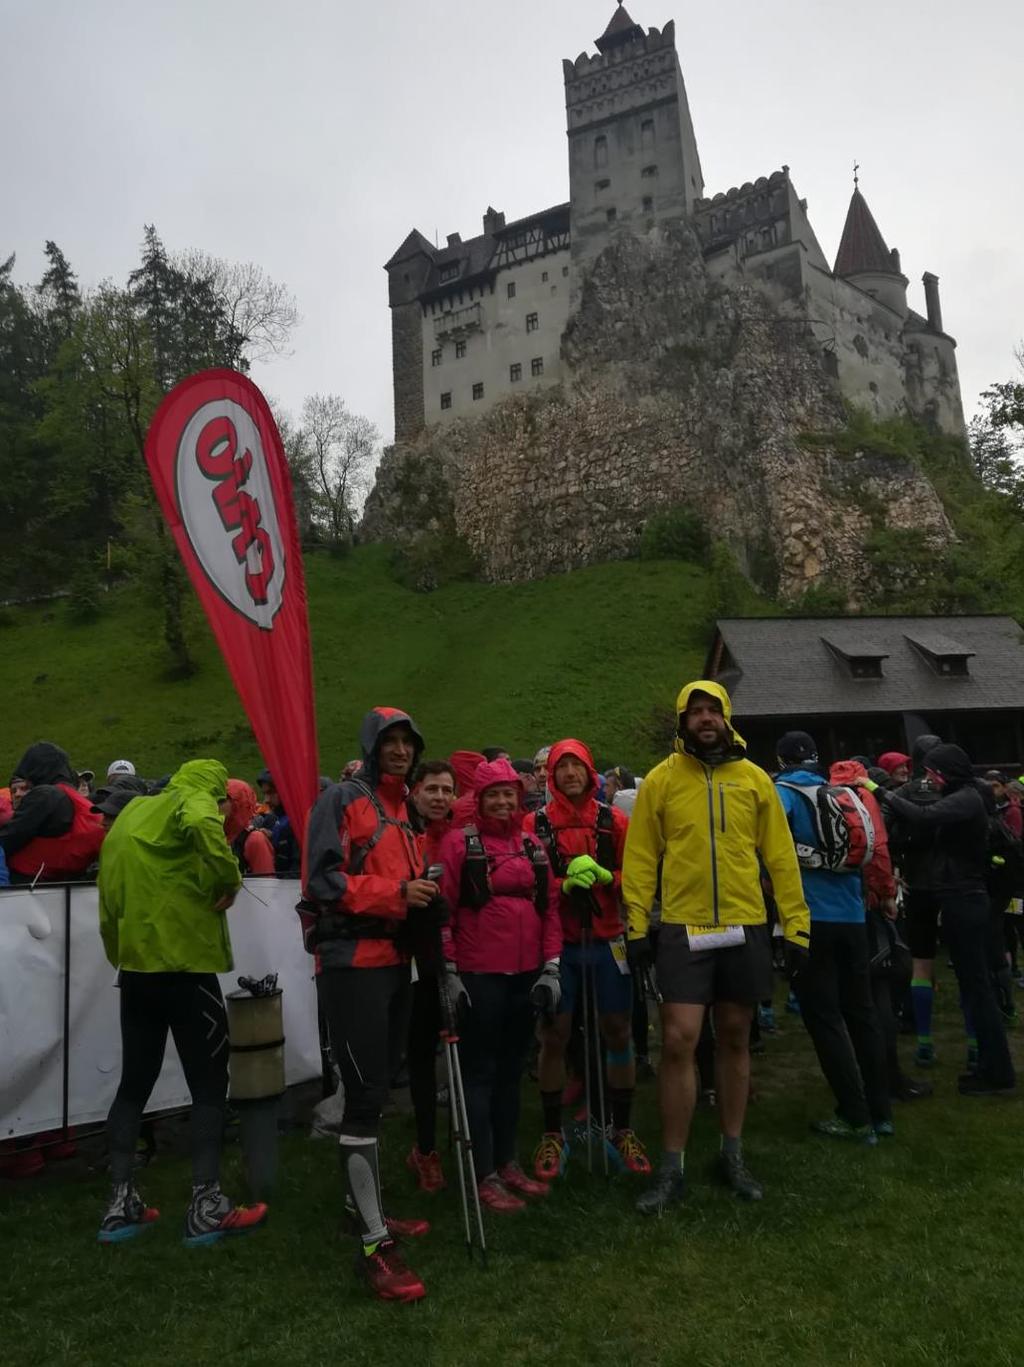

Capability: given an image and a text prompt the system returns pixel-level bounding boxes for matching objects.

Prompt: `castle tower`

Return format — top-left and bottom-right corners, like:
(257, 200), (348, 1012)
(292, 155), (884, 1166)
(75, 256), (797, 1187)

(563, 6), (704, 281)
(833, 184), (908, 320)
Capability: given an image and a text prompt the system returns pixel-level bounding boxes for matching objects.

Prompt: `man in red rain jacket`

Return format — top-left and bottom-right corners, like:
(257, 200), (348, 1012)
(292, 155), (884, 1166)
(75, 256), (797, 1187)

(304, 707), (444, 1305)
(524, 739), (651, 1182)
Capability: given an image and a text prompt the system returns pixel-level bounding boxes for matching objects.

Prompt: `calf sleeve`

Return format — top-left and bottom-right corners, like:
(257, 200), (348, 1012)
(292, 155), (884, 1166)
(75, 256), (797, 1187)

(340, 1134), (387, 1247)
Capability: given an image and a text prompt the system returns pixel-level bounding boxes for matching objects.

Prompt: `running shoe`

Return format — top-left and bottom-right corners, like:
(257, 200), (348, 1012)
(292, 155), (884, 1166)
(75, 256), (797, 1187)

(636, 1167), (685, 1216)
(405, 1146), (446, 1193)
(914, 1042), (936, 1068)
(182, 1182), (268, 1247)
(957, 1072), (1017, 1097)
(717, 1150), (763, 1201)
(344, 1196), (430, 1238)
(757, 1004), (778, 1035)
(810, 1117), (878, 1146)
(477, 1176), (525, 1212)
(357, 1238), (425, 1303)
(608, 1128), (652, 1175)
(784, 991), (801, 1015)
(873, 1120), (896, 1138)
(533, 1130), (570, 1181)
(497, 1161), (550, 1198)
(97, 1183), (160, 1244)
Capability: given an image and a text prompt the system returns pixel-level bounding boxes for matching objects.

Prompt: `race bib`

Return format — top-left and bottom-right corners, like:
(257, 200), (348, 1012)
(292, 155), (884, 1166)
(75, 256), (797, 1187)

(609, 936), (631, 976)
(686, 925), (746, 951)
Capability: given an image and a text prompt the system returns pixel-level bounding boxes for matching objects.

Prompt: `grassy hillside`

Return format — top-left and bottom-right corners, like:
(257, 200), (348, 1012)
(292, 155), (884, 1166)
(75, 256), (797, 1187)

(2, 546), (722, 781)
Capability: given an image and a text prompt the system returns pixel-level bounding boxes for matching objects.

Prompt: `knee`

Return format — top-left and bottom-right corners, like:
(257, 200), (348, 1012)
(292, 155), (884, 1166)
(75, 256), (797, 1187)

(661, 1026), (698, 1065)
(600, 1014), (631, 1052)
(541, 1015), (572, 1051)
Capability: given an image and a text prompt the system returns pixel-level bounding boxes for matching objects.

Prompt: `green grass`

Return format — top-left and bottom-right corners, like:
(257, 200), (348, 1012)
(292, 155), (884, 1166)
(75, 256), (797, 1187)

(3, 987), (1023, 1367)
(1, 546), (718, 780)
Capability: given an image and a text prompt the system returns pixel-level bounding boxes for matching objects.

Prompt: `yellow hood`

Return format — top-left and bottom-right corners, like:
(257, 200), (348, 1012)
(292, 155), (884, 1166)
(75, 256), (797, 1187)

(673, 679), (745, 753)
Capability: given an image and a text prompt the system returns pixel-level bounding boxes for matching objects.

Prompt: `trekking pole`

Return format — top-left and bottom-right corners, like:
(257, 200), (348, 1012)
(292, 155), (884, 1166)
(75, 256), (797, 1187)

(577, 909), (595, 1175)
(586, 921), (609, 1179)
(641, 963), (663, 1006)
(436, 938), (487, 1268)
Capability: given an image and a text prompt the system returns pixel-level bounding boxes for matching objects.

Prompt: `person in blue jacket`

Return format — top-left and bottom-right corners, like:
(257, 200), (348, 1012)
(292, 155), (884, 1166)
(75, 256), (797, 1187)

(773, 731), (892, 1144)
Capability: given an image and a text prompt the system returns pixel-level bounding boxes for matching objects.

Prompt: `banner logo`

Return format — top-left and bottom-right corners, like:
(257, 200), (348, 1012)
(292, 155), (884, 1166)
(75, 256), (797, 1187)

(175, 398), (285, 630)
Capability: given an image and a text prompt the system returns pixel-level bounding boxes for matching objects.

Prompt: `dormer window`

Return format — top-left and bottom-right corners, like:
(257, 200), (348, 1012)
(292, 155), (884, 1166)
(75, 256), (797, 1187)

(905, 631), (974, 678)
(822, 634), (888, 680)
(439, 263), (459, 283)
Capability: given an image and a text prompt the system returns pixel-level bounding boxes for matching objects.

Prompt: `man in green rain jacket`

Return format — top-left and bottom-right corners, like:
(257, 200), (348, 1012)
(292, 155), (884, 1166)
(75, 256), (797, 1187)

(96, 760), (267, 1247)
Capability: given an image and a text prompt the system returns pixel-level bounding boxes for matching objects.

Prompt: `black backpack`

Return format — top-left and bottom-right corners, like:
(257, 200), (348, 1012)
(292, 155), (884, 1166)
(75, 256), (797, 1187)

(460, 826), (549, 914)
(532, 802), (617, 881)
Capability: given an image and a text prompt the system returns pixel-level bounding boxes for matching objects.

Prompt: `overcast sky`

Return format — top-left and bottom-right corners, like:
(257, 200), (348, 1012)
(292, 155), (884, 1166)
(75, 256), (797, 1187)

(5, 0), (1022, 447)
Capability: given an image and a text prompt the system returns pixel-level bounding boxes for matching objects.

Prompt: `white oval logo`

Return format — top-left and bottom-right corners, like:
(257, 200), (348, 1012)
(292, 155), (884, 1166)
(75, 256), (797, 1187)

(175, 398), (286, 630)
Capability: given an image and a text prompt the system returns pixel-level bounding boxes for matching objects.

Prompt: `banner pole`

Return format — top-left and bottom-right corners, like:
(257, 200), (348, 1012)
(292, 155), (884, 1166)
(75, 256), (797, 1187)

(62, 884), (71, 1139)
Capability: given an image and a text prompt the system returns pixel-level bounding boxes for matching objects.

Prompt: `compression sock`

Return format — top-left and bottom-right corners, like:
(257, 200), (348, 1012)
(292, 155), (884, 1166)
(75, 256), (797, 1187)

(541, 1090), (563, 1134)
(721, 1134), (742, 1158)
(910, 978), (934, 1044)
(609, 1087), (634, 1133)
(339, 1134), (388, 1251)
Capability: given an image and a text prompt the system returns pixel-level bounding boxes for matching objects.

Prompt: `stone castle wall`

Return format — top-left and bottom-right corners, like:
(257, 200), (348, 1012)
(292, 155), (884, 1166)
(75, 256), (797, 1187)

(363, 222), (954, 601)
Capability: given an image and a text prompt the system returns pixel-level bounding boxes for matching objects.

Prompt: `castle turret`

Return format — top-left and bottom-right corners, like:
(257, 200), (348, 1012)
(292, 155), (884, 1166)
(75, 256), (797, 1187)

(563, 7), (704, 283)
(834, 185), (908, 319)
(384, 229), (436, 443)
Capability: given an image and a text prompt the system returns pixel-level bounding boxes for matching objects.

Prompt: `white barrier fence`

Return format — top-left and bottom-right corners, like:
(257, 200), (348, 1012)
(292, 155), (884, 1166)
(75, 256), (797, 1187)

(0, 880), (321, 1140)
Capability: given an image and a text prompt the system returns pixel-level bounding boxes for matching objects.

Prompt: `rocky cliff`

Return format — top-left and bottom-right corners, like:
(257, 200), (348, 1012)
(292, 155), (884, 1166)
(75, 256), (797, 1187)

(362, 222), (954, 600)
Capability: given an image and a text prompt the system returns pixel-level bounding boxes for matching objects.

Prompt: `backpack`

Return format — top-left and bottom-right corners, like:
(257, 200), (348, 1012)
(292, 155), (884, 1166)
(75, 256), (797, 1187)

(777, 781), (875, 873)
(460, 826), (549, 914)
(986, 812), (1024, 894)
(345, 779), (419, 876)
(532, 802), (617, 881)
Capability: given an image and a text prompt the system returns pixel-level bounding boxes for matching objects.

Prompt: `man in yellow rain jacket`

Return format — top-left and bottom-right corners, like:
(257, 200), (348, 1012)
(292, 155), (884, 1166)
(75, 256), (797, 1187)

(623, 680), (809, 1213)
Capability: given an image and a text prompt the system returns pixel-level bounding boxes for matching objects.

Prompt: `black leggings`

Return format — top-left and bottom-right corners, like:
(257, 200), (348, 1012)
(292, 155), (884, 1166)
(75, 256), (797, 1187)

(459, 971), (536, 1179)
(318, 965), (410, 1137)
(106, 971), (229, 1186)
(407, 976), (442, 1154)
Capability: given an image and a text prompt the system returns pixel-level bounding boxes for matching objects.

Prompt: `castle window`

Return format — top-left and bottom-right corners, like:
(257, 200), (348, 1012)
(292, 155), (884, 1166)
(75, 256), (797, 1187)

(472, 382), (484, 401)
(641, 164), (657, 178)
(531, 357), (544, 377)
(594, 135), (608, 170)
(643, 196), (654, 214)
(606, 208), (617, 223)
(641, 118), (655, 151)
(510, 363), (522, 383)
(439, 263), (459, 283)
(455, 340), (466, 359)
(595, 178), (611, 192)
(507, 281), (516, 300)
(562, 265), (569, 277)
(526, 312), (539, 333)
(440, 392), (452, 410)
(431, 349), (442, 368)
(542, 271), (549, 283)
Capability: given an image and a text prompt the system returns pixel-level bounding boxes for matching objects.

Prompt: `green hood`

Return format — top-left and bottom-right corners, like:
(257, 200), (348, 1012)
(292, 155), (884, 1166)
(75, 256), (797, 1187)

(97, 758), (241, 973)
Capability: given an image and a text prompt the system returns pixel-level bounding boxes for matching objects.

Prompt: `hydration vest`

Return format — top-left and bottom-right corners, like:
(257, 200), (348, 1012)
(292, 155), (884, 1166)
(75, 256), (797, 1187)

(532, 802), (618, 880)
(8, 784), (105, 880)
(459, 825), (549, 914)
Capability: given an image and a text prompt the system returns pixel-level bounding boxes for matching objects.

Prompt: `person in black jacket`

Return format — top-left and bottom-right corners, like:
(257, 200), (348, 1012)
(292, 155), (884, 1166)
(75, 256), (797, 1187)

(873, 744), (1016, 1096)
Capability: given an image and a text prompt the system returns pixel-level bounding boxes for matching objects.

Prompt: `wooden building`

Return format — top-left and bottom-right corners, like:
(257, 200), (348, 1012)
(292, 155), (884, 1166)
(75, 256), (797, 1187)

(705, 615), (1024, 770)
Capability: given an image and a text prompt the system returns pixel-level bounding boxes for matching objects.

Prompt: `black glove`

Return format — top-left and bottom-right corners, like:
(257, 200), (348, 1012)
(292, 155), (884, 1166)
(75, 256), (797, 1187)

(529, 960), (561, 1019)
(626, 935), (654, 975)
(443, 962), (470, 1018)
(407, 894), (451, 931)
(785, 941), (810, 985)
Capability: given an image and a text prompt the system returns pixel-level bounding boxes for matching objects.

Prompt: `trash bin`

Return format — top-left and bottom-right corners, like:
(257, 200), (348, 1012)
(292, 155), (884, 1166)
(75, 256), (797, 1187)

(226, 987), (285, 1201)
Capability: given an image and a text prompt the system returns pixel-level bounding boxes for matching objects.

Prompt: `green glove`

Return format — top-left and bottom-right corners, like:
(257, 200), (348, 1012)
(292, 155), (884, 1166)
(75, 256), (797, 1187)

(563, 869), (597, 892)
(565, 854), (614, 887)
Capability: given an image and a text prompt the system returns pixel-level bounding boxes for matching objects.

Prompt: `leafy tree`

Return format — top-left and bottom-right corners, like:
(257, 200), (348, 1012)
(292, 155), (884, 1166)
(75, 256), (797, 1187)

(300, 393), (379, 545)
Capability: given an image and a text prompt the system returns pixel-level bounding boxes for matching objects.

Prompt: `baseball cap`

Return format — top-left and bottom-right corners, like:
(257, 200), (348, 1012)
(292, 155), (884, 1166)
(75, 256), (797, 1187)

(107, 760), (136, 777)
(776, 731), (819, 764)
(91, 787), (143, 819)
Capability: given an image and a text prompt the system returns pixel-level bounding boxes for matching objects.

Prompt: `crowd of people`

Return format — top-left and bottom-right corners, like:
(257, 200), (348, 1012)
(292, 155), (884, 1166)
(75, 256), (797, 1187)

(2, 682), (1022, 1301)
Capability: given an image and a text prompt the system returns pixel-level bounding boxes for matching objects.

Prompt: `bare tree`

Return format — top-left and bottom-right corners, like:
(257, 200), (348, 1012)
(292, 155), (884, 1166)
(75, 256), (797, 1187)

(300, 393), (379, 544)
(175, 249), (300, 366)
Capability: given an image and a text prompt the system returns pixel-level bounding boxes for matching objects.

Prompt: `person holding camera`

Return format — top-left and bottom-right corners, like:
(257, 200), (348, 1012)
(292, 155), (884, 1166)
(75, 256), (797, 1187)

(438, 758), (562, 1212)
(303, 707), (445, 1305)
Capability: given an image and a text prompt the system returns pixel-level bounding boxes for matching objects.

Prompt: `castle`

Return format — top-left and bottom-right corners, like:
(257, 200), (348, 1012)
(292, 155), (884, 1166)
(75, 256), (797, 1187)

(384, 3), (964, 443)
